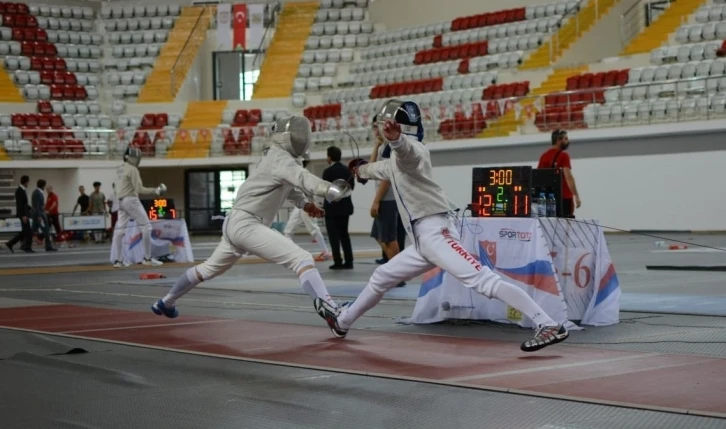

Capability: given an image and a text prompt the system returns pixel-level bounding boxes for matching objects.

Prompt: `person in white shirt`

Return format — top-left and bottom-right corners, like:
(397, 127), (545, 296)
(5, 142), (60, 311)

(151, 116), (351, 320)
(314, 99), (569, 353)
(111, 147), (167, 267)
(283, 158), (331, 261)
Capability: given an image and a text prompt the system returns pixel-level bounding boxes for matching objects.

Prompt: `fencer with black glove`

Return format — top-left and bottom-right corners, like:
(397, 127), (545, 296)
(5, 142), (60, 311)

(111, 147), (167, 267)
(317, 99), (569, 353)
(152, 115), (351, 321)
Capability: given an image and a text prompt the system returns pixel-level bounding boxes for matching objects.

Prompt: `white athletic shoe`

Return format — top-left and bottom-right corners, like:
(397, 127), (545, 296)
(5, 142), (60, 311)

(142, 258), (163, 266)
(113, 260), (130, 268)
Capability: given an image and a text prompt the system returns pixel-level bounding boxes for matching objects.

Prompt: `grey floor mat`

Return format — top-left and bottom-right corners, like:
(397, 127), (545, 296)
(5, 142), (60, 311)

(1, 330), (725, 429)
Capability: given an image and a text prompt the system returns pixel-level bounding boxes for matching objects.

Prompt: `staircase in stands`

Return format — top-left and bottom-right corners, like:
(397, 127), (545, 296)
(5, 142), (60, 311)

(0, 69), (24, 102)
(137, 6), (212, 103)
(621, 0), (707, 55)
(167, 101), (228, 158)
(478, 66), (588, 138)
(253, 2), (318, 99)
(520, 0), (617, 70)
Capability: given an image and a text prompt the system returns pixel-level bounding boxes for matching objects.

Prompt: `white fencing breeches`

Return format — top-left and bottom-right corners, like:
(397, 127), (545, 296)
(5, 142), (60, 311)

(112, 196), (152, 261)
(225, 209), (314, 272)
(284, 207), (321, 237)
(339, 214), (556, 329)
(195, 225), (242, 281)
(367, 215), (505, 297)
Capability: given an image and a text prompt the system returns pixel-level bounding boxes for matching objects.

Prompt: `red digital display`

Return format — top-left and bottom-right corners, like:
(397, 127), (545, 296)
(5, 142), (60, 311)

(141, 198), (178, 220)
(471, 167), (532, 218)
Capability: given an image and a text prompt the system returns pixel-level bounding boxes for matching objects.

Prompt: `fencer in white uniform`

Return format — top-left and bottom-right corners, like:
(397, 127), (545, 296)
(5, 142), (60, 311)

(111, 147), (167, 267)
(315, 100), (569, 353)
(284, 158), (331, 260)
(151, 116), (351, 319)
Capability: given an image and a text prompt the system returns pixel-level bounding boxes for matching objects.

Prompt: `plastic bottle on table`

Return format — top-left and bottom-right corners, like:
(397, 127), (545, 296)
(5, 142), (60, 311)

(537, 192), (547, 217)
(547, 193), (556, 217)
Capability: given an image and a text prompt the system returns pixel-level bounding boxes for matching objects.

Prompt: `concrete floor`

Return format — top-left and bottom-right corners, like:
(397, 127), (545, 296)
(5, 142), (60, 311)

(1, 232), (726, 428)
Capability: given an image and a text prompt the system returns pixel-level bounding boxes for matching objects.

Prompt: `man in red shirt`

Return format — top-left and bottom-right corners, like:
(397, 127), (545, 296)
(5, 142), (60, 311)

(537, 130), (581, 217)
(44, 184), (62, 238)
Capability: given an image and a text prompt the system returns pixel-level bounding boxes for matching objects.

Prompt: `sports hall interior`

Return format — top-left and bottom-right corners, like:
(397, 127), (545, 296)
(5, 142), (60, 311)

(1, 0), (726, 428)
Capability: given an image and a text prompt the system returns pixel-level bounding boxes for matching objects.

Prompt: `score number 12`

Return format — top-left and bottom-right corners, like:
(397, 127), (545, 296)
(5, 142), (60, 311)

(476, 186), (526, 216)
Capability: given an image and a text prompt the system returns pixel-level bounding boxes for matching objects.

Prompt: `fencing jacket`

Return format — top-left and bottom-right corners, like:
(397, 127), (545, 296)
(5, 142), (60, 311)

(115, 162), (157, 199)
(231, 144), (331, 227)
(357, 134), (458, 244)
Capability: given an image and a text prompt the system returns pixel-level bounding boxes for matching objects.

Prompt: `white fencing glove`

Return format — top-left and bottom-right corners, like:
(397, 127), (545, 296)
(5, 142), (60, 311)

(156, 183), (167, 196)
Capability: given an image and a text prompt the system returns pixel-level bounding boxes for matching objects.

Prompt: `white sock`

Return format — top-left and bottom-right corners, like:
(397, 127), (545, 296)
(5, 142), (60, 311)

(112, 230), (124, 261)
(337, 284), (382, 330)
(142, 229), (152, 260)
(163, 267), (202, 306)
(299, 268), (336, 308)
(312, 231), (329, 254)
(493, 282), (557, 327)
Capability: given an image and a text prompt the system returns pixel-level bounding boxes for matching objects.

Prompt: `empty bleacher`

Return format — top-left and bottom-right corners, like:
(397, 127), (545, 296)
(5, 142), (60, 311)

(2, 0), (726, 160)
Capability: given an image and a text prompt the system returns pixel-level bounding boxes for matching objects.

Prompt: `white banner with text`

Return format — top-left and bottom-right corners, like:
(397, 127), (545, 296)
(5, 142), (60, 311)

(409, 218), (620, 328)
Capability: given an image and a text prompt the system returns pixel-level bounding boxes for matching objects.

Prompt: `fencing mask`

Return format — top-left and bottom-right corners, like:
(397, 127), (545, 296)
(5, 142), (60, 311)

(272, 115), (312, 157)
(376, 99), (424, 142)
(124, 147), (142, 167)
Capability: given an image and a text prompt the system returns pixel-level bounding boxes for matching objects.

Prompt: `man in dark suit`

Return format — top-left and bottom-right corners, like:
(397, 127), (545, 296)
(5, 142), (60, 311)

(322, 146), (354, 269)
(31, 179), (56, 251)
(6, 175), (33, 253)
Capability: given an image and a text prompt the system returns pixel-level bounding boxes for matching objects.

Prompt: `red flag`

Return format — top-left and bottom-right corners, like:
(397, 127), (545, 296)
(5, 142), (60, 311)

(233, 4), (247, 50)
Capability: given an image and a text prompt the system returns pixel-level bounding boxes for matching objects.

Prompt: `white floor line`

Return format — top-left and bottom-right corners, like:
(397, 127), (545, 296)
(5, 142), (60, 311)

(446, 354), (654, 382)
(63, 319), (235, 334)
(0, 288), (316, 310)
(0, 325), (719, 420)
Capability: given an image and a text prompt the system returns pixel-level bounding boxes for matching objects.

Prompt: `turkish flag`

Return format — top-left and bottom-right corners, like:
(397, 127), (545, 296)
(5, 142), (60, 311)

(233, 4), (247, 50)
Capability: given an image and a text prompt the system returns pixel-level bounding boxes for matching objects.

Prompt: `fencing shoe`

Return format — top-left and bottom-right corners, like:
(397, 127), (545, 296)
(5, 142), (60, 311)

(520, 324), (569, 352)
(151, 299), (178, 318)
(314, 298), (348, 338)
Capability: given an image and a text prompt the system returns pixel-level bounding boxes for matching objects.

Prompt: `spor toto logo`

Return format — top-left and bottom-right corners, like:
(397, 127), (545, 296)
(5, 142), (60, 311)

(499, 228), (532, 242)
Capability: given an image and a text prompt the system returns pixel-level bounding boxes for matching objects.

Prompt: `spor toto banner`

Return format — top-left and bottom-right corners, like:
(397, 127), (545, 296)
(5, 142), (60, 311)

(408, 218), (620, 328)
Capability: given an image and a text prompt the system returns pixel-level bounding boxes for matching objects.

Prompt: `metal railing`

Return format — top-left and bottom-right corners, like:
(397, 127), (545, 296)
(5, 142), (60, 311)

(620, 0), (674, 48)
(170, 6), (212, 99)
(2, 75), (726, 162)
(252, 1), (282, 69)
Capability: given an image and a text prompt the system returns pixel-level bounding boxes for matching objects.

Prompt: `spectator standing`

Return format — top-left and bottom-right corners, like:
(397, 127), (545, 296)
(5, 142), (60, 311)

(88, 181), (107, 243)
(44, 184), (62, 240)
(5, 175), (32, 253)
(72, 185), (89, 215)
(537, 129), (581, 217)
(31, 179), (56, 251)
(322, 146), (354, 270)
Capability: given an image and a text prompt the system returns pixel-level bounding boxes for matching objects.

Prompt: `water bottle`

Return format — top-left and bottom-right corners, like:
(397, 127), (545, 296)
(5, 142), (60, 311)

(537, 193), (546, 217)
(547, 193), (556, 217)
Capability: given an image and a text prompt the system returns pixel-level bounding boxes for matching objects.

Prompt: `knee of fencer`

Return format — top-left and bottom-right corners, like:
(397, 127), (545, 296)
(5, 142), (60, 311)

(192, 265), (213, 282)
(368, 268), (392, 295)
(293, 259), (315, 275)
(478, 276), (500, 299)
